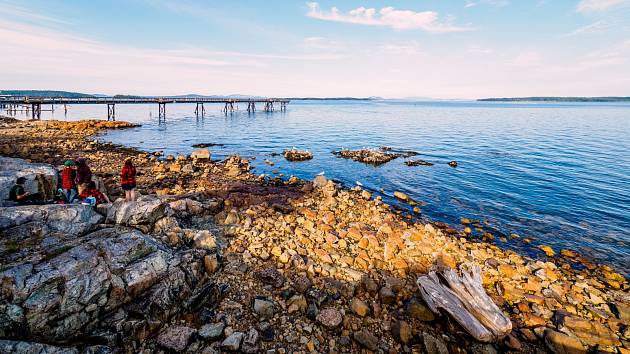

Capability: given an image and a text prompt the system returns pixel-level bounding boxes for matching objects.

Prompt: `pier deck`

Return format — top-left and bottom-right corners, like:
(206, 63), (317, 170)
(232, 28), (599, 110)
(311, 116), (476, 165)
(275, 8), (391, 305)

(0, 96), (290, 120)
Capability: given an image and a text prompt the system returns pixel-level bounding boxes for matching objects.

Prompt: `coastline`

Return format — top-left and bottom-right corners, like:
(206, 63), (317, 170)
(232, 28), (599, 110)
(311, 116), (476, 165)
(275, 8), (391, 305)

(0, 117), (628, 353)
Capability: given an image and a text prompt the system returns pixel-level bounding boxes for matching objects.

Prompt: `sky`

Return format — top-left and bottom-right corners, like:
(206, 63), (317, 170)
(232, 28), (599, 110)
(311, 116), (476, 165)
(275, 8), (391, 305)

(0, 0), (629, 98)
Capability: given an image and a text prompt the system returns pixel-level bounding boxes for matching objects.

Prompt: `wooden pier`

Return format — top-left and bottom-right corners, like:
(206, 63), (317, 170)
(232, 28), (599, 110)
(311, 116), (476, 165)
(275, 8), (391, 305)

(0, 96), (290, 120)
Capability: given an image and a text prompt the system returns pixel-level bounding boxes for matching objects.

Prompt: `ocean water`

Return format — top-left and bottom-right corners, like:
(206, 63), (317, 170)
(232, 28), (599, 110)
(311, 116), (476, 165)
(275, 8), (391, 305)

(4, 100), (630, 274)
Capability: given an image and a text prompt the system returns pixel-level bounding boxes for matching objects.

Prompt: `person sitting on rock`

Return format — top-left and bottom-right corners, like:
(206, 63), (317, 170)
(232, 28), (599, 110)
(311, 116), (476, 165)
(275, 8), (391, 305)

(8, 177), (42, 205)
(120, 157), (137, 202)
(61, 160), (78, 202)
(75, 157), (92, 195)
(79, 181), (110, 205)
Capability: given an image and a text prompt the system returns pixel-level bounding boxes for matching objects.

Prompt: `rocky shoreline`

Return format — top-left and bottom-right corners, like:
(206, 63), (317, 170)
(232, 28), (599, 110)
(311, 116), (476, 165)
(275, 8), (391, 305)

(0, 117), (628, 354)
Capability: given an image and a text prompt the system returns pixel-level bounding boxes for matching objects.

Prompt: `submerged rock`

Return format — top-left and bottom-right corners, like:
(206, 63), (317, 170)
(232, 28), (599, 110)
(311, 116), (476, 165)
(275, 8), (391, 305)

(405, 159), (434, 166)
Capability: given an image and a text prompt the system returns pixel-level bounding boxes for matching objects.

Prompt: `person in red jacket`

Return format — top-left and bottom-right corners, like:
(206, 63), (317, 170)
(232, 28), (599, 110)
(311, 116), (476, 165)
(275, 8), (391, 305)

(121, 157), (137, 202)
(79, 181), (110, 205)
(61, 160), (77, 202)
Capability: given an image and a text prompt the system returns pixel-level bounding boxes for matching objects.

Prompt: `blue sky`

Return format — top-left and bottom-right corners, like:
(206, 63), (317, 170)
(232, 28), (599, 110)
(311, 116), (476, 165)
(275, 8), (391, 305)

(1, 0), (629, 98)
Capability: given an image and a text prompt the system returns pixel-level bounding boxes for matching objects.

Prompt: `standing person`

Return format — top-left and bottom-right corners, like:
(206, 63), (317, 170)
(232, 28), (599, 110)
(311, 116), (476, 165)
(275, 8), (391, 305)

(61, 160), (77, 202)
(121, 157), (137, 202)
(75, 157), (92, 195)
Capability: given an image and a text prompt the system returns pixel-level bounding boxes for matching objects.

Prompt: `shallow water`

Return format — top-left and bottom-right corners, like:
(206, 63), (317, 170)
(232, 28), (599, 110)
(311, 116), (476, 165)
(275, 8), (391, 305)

(5, 100), (630, 274)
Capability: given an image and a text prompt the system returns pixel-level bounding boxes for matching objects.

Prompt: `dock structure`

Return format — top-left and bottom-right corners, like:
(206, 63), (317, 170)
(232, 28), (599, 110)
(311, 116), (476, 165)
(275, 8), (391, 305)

(0, 96), (290, 120)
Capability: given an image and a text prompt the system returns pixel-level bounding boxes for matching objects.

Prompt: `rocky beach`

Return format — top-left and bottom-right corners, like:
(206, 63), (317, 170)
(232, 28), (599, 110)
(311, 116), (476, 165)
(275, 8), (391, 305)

(0, 117), (629, 354)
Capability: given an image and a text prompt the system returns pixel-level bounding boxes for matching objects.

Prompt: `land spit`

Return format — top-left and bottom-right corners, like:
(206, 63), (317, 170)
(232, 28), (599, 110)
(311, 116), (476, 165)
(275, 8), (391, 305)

(0, 117), (628, 354)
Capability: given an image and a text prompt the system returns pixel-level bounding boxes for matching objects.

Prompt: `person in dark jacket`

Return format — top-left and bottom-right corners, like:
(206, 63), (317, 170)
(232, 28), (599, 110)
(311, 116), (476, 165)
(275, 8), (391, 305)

(75, 157), (92, 194)
(121, 157), (137, 202)
(8, 177), (42, 204)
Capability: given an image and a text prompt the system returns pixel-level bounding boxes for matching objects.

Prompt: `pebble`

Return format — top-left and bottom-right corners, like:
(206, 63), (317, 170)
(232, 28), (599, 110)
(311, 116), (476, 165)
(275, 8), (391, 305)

(253, 297), (275, 320)
(156, 326), (196, 352)
(198, 322), (225, 340)
(391, 320), (412, 344)
(222, 332), (244, 351)
(316, 308), (343, 329)
(350, 298), (370, 317)
(353, 330), (379, 351)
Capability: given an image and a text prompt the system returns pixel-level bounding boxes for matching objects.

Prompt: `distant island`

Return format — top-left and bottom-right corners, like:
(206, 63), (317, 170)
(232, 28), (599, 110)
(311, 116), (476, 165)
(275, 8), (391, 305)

(478, 97), (630, 102)
(0, 90), (377, 101)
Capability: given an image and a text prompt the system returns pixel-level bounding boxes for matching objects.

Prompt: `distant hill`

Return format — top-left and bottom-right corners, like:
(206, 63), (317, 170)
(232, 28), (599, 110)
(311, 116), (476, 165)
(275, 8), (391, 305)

(0, 90), (101, 98)
(478, 97), (630, 102)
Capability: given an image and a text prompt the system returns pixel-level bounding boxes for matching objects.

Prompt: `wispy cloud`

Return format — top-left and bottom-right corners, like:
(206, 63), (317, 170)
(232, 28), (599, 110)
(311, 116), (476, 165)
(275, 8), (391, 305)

(563, 20), (610, 37)
(0, 1), (69, 25)
(510, 51), (542, 67)
(306, 2), (473, 33)
(576, 0), (626, 13)
(464, 0), (508, 8)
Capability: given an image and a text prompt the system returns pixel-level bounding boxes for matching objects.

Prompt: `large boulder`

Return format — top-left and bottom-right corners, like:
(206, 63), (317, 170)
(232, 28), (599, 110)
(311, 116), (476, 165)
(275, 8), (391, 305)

(105, 196), (172, 231)
(0, 226), (210, 345)
(0, 340), (79, 354)
(0, 204), (104, 265)
(0, 157), (58, 201)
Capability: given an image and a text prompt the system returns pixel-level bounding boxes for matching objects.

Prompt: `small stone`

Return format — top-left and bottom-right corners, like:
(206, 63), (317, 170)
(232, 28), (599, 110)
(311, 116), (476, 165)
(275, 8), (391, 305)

(422, 332), (448, 354)
(203, 254), (219, 275)
(253, 298), (275, 320)
(222, 332), (244, 351)
(406, 297), (436, 321)
(199, 322), (225, 340)
(316, 308), (343, 329)
(544, 329), (586, 354)
(256, 267), (285, 288)
(379, 287), (395, 304)
(394, 191), (409, 202)
(293, 275), (313, 293)
(391, 320), (412, 344)
(242, 328), (260, 353)
(287, 295), (308, 314)
(354, 330), (379, 351)
(157, 325), (196, 352)
(539, 245), (555, 257)
(448, 160), (458, 167)
(258, 322), (275, 341)
(313, 175), (327, 188)
(350, 298), (370, 317)
(505, 334), (522, 351)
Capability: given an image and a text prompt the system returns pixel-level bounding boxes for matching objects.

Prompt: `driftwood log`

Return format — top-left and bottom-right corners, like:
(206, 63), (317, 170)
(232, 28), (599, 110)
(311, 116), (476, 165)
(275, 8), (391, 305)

(416, 264), (512, 343)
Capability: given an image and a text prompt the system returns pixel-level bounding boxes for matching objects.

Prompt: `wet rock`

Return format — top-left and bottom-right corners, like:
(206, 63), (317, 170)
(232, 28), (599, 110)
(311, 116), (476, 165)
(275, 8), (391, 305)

(221, 332), (244, 351)
(316, 308), (343, 329)
(333, 147), (413, 166)
(253, 297), (275, 320)
(554, 312), (620, 347)
(191, 148), (210, 160)
(256, 267), (285, 288)
(448, 161), (458, 167)
(544, 329), (586, 354)
(540, 245), (555, 257)
(422, 332), (448, 354)
(283, 149), (313, 162)
(393, 191), (409, 202)
(405, 159), (434, 166)
(391, 320), (412, 344)
(354, 330), (379, 351)
(199, 322), (225, 340)
(157, 325), (196, 352)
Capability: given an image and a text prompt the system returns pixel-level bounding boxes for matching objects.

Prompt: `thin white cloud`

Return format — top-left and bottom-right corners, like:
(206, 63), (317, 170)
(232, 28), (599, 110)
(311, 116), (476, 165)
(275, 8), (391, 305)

(563, 20), (610, 37)
(464, 0), (508, 8)
(576, 0), (626, 13)
(468, 45), (494, 54)
(306, 2), (472, 33)
(0, 1), (69, 25)
(510, 51), (542, 67)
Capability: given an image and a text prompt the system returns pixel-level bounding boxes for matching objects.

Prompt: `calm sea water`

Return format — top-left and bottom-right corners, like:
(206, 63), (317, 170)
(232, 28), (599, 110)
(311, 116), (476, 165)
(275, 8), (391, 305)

(4, 100), (630, 274)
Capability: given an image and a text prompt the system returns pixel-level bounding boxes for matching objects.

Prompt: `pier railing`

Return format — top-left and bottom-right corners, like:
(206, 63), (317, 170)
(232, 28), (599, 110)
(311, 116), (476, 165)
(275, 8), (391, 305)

(0, 96), (290, 120)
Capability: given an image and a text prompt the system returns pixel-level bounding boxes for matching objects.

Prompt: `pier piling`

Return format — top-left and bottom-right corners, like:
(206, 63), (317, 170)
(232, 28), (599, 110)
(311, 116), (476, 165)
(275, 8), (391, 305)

(107, 104), (116, 121)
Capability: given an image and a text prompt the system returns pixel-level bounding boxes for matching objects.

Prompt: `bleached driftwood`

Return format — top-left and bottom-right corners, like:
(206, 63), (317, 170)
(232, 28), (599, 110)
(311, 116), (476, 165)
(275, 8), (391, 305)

(417, 264), (512, 343)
